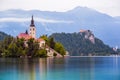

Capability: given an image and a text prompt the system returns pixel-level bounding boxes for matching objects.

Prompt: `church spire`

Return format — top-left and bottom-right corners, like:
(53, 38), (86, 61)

(30, 15), (35, 26)
(29, 15), (36, 38)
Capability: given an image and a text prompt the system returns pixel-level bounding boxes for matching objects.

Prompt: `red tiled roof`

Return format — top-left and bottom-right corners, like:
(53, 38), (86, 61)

(18, 33), (32, 40)
(37, 38), (45, 42)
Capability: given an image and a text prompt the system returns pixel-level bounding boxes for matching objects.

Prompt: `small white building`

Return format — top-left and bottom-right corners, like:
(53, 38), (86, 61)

(37, 38), (46, 48)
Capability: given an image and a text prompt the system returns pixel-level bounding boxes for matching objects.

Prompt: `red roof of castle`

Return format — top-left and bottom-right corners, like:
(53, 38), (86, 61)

(18, 33), (32, 40)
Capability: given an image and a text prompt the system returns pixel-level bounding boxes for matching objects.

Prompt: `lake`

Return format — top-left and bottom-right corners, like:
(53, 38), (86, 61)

(0, 57), (120, 80)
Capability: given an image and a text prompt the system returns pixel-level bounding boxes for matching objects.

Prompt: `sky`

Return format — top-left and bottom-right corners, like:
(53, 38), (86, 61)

(0, 0), (120, 17)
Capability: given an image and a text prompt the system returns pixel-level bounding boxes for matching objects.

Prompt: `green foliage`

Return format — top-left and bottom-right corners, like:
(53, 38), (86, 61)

(0, 36), (14, 57)
(40, 35), (49, 47)
(16, 38), (25, 48)
(0, 35), (49, 58)
(48, 37), (55, 49)
(50, 32), (114, 56)
(35, 49), (47, 57)
(41, 35), (66, 56)
(40, 35), (55, 49)
(54, 42), (66, 56)
(0, 37), (25, 57)
(26, 38), (47, 57)
(40, 35), (48, 43)
(0, 32), (66, 57)
(27, 38), (35, 56)
(7, 43), (18, 57)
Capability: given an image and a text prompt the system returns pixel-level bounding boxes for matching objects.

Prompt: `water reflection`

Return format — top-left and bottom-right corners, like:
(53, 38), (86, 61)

(17, 59), (36, 80)
(112, 56), (119, 80)
(77, 57), (95, 80)
(0, 57), (120, 80)
(38, 58), (47, 80)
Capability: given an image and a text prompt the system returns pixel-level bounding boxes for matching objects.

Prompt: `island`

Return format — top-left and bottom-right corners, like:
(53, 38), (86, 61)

(0, 16), (66, 58)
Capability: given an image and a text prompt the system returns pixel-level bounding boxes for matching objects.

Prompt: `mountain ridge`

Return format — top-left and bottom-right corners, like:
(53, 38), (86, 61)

(0, 6), (120, 47)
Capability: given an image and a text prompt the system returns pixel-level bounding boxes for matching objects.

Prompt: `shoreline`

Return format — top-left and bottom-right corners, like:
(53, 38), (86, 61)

(70, 55), (120, 57)
(0, 55), (120, 58)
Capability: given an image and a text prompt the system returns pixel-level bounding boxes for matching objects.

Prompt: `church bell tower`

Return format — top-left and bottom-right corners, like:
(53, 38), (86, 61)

(29, 15), (36, 38)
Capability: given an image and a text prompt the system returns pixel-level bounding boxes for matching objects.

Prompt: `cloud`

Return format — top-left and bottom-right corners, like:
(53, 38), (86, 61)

(35, 18), (74, 23)
(0, 17), (74, 23)
(0, 18), (29, 22)
(41, 22), (53, 32)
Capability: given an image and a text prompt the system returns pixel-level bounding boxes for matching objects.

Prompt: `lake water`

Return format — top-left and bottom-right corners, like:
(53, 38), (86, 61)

(0, 57), (120, 80)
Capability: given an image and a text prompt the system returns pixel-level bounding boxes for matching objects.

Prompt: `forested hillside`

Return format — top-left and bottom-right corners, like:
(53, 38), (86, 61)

(50, 32), (114, 56)
(0, 31), (10, 41)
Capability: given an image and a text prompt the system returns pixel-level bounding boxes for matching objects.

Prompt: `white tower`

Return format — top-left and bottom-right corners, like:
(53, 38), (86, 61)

(29, 15), (36, 38)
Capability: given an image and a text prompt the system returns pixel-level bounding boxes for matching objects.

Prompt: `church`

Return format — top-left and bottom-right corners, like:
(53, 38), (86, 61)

(17, 16), (63, 57)
(18, 15), (45, 48)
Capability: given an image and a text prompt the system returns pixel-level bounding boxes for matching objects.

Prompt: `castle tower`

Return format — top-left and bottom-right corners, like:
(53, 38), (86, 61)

(29, 15), (36, 38)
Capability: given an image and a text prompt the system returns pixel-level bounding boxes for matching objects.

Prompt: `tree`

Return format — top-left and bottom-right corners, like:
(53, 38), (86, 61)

(27, 38), (39, 57)
(40, 35), (49, 46)
(26, 38), (34, 56)
(35, 49), (47, 57)
(49, 37), (55, 49)
(40, 35), (48, 42)
(54, 42), (66, 56)
(7, 43), (19, 57)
